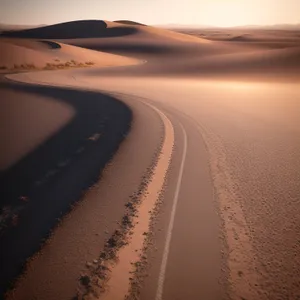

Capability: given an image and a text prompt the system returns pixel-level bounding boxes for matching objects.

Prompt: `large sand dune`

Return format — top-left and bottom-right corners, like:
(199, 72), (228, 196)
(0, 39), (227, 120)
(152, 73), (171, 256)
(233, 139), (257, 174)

(1, 20), (210, 44)
(0, 37), (139, 70)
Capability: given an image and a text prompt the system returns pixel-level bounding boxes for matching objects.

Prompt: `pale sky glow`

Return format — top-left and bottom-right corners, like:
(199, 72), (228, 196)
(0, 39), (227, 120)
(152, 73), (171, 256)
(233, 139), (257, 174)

(0, 0), (299, 27)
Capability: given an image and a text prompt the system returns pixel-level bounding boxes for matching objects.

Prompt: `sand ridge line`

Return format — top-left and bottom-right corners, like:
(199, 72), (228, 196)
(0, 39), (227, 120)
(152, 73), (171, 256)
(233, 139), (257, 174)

(83, 102), (174, 300)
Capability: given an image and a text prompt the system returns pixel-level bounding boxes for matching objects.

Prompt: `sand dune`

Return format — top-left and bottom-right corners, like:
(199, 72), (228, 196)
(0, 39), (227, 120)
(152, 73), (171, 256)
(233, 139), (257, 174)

(0, 20), (137, 39)
(1, 20), (210, 44)
(162, 46), (300, 78)
(174, 27), (300, 43)
(1, 20), (299, 75)
(0, 38), (139, 70)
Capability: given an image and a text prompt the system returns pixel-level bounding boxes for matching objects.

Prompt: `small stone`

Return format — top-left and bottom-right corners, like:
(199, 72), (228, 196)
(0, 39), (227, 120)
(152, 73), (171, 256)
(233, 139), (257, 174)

(86, 262), (92, 267)
(19, 196), (29, 202)
(93, 259), (98, 264)
(80, 275), (90, 286)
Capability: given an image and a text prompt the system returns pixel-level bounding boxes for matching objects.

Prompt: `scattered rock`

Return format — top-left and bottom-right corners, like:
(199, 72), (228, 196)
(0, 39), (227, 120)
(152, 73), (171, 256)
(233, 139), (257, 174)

(122, 215), (131, 227)
(11, 214), (19, 226)
(19, 196), (29, 202)
(125, 202), (134, 209)
(107, 237), (117, 248)
(80, 275), (91, 286)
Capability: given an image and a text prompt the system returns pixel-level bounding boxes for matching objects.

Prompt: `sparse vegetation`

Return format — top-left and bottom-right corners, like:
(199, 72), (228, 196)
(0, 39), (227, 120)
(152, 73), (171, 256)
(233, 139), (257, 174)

(1, 60), (95, 72)
(8, 63), (36, 70)
(25, 63), (35, 69)
(44, 62), (54, 69)
(43, 60), (95, 70)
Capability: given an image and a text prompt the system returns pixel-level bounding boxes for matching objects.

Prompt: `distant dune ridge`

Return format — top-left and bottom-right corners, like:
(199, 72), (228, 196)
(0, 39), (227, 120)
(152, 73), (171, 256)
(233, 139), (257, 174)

(0, 26), (140, 71)
(0, 19), (299, 75)
(0, 20), (140, 39)
(0, 19), (210, 43)
(0, 19), (211, 71)
(161, 23), (300, 30)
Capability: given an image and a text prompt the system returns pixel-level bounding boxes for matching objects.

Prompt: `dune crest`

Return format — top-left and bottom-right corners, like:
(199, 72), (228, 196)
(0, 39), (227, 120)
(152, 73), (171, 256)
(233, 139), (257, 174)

(1, 19), (210, 44)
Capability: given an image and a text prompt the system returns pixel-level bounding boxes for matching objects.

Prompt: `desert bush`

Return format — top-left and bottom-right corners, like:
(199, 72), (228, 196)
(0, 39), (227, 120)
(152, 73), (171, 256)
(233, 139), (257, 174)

(25, 63), (35, 69)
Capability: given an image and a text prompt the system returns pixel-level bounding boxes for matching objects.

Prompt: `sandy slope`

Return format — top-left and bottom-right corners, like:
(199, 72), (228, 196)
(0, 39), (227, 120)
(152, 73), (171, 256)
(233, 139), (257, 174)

(0, 84), (75, 170)
(0, 38), (139, 70)
(174, 27), (300, 42)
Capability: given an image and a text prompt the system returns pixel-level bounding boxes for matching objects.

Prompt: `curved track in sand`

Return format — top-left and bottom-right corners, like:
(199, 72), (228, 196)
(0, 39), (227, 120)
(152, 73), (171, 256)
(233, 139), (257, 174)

(1, 22), (300, 300)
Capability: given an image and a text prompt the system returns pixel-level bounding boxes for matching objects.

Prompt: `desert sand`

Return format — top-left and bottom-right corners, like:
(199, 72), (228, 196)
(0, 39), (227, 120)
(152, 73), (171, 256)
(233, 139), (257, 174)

(0, 19), (300, 300)
(0, 85), (75, 170)
(0, 36), (139, 71)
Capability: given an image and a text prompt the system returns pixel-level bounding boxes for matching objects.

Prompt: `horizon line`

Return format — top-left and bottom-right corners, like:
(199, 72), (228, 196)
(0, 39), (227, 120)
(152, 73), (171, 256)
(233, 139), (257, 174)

(0, 19), (299, 28)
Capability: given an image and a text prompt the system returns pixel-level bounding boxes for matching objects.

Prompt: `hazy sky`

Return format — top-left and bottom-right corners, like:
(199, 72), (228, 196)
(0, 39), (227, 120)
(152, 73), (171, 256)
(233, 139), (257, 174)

(1, 0), (299, 27)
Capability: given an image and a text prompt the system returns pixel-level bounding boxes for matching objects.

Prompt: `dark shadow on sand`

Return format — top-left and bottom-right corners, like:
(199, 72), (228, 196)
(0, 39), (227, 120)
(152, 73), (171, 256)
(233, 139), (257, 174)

(39, 40), (62, 49)
(68, 42), (178, 55)
(0, 81), (132, 296)
(1, 20), (138, 39)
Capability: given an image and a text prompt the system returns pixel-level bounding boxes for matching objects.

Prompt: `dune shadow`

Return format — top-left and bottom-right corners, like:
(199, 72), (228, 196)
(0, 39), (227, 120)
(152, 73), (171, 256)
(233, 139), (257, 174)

(0, 80), (132, 296)
(228, 34), (252, 42)
(39, 40), (61, 49)
(68, 41), (178, 55)
(1, 20), (138, 39)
